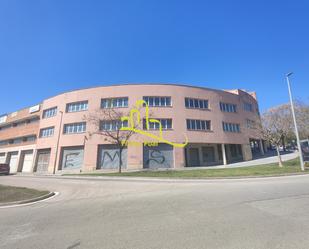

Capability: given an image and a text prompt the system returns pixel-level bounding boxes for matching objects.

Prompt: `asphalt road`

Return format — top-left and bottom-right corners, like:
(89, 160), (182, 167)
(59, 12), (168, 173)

(1, 175), (309, 249)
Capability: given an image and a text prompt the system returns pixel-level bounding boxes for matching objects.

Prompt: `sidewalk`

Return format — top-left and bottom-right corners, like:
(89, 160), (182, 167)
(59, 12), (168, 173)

(182, 151), (299, 170)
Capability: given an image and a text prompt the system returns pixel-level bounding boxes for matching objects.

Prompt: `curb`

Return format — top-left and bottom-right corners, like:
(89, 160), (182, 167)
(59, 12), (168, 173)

(59, 172), (309, 181)
(11, 172), (309, 183)
(0, 191), (56, 207)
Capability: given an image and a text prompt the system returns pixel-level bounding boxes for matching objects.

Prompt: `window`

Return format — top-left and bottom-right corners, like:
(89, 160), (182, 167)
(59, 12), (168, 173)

(64, 122), (86, 134)
(143, 96), (172, 107)
(0, 140), (8, 146)
(220, 102), (237, 113)
(246, 119), (256, 129)
(244, 102), (253, 112)
(43, 107), (57, 118)
(25, 135), (36, 142)
(66, 101), (88, 112)
(0, 124), (11, 131)
(12, 138), (23, 144)
(186, 119), (211, 131)
(222, 122), (240, 133)
(100, 120), (128, 131)
(40, 127), (55, 137)
(185, 98), (209, 109)
(143, 119), (172, 130)
(26, 117), (39, 123)
(101, 97), (128, 108)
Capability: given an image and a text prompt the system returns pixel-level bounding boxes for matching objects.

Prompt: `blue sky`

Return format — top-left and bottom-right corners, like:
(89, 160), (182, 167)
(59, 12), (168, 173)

(0, 0), (308, 115)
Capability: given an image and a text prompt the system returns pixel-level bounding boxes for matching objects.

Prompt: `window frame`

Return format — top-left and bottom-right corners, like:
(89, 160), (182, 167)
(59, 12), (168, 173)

(63, 122), (86, 134)
(66, 101), (88, 113)
(142, 96), (172, 107)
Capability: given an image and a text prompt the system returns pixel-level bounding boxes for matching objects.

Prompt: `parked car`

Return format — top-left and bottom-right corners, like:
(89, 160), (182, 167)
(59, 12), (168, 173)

(0, 163), (10, 175)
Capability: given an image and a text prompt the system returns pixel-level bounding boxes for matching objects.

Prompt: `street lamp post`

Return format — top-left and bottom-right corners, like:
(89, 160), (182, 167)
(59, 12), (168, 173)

(286, 72), (305, 171)
(53, 110), (63, 174)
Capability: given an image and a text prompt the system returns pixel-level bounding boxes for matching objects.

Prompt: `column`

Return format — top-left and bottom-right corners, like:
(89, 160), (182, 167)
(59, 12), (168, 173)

(174, 147), (186, 168)
(221, 143), (227, 165)
(127, 142), (143, 170)
(241, 143), (253, 161)
(259, 139), (265, 155)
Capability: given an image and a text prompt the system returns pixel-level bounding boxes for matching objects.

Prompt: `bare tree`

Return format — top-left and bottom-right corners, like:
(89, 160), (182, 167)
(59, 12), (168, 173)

(295, 101), (309, 139)
(86, 108), (137, 173)
(260, 105), (292, 167)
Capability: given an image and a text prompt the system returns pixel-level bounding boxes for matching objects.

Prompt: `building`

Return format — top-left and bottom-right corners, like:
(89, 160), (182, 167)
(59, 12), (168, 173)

(0, 84), (265, 174)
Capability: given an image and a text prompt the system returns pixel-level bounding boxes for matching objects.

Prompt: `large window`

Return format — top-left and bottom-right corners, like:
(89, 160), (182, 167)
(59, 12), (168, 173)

(43, 107), (57, 119)
(244, 102), (253, 112)
(143, 96), (171, 107)
(186, 119), (211, 131)
(143, 118), (172, 130)
(220, 102), (237, 113)
(40, 127), (55, 137)
(222, 122), (240, 133)
(64, 122), (86, 134)
(100, 120), (128, 131)
(101, 97), (128, 108)
(185, 98), (209, 109)
(66, 101), (88, 113)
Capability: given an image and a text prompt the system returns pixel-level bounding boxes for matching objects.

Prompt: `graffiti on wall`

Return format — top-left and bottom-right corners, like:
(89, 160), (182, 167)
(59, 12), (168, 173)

(62, 148), (84, 169)
(143, 144), (173, 169)
(99, 146), (127, 169)
(120, 99), (188, 148)
(146, 149), (165, 165)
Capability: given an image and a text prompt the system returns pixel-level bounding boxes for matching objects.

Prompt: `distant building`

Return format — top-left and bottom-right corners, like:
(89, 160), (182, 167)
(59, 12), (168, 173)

(0, 83), (265, 174)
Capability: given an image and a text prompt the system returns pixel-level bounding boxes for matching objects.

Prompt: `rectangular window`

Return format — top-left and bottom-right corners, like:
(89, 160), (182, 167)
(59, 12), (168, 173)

(246, 119), (256, 129)
(185, 98), (209, 109)
(66, 101), (88, 113)
(43, 107), (57, 119)
(143, 118), (172, 130)
(222, 122), (240, 133)
(25, 135), (36, 142)
(186, 119), (211, 131)
(64, 122), (86, 134)
(220, 102), (237, 113)
(0, 140), (8, 146)
(143, 96), (172, 107)
(244, 102), (253, 112)
(101, 97), (128, 108)
(40, 127), (55, 138)
(100, 120), (128, 131)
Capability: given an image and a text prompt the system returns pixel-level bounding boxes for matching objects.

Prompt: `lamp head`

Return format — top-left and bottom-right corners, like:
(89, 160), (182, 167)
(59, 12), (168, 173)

(286, 72), (293, 77)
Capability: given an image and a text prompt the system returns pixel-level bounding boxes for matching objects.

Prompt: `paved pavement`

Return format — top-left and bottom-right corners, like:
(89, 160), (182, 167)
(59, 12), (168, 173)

(214, 151), (298, 168)
(179, 150), (298, 170)
(1, 174), (309, 249)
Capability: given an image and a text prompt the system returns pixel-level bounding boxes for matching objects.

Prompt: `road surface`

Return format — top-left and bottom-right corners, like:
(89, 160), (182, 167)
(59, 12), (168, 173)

(1, 175), (309, 249)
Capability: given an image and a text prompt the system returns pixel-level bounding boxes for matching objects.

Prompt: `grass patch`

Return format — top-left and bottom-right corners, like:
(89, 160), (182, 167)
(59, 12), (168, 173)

(64, 158), (309, 178)
(0, 185), (49, 203)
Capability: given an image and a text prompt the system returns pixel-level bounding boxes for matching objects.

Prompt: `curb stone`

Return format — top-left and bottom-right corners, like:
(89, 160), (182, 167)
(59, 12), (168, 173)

(0, 191), (55, 207)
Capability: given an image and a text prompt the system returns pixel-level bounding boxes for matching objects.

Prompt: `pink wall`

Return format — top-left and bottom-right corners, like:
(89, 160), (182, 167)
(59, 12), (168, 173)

(35, 84), (261, 172)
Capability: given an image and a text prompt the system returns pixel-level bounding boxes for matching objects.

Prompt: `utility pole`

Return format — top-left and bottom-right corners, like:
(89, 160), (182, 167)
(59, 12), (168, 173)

(286, 72), (305, 171)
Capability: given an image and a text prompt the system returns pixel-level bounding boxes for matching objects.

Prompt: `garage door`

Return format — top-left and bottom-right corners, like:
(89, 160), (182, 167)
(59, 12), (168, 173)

(98, 145), (127, 169)
(36, 150), (51, 173)
(0, 153), (5, 163)
(143, 143), (174, 169)
(21, 150), (34, 173)
(8, 152), (19, 173)
(61, 147), (84, 170)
